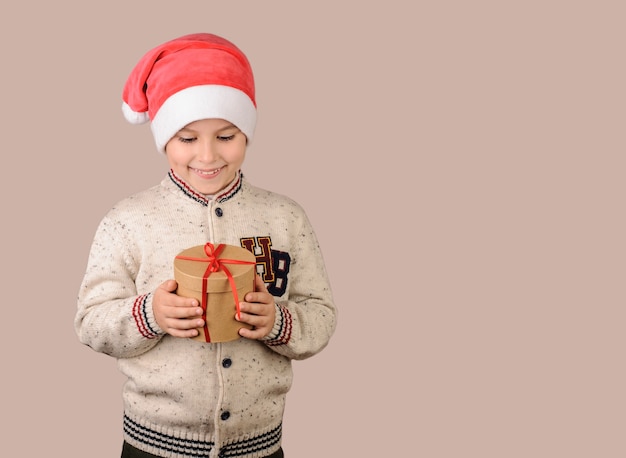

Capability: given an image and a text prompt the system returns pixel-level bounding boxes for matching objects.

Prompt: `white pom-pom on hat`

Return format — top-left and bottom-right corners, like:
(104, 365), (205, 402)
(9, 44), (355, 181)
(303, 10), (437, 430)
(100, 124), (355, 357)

(122, 101), (150, 125)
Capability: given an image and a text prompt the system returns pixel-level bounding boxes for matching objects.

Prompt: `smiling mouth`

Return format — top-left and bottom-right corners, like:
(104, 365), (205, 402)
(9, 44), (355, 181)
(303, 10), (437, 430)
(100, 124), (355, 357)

(191, 167), (223, 177)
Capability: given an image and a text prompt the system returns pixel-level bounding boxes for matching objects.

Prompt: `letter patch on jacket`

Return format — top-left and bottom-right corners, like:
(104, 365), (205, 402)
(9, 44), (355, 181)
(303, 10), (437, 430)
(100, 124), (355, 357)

(240, 237), (291, 297)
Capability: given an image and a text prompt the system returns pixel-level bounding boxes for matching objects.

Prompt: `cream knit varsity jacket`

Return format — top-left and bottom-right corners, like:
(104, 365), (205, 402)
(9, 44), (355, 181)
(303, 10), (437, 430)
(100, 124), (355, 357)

(75, 170), (337, 458)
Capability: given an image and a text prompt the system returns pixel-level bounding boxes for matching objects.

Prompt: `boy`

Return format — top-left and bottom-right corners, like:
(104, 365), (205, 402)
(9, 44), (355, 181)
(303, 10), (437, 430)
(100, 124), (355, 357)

(75, 33), (337, 458)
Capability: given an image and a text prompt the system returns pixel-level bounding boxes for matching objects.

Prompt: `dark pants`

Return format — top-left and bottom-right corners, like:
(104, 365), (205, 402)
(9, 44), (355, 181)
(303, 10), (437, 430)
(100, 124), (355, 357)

(121, 441), (284, 458)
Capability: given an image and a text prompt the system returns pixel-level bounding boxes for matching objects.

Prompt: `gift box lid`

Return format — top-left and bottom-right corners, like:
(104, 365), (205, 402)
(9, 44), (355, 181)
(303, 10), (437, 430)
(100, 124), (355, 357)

(174, 243), (257, 293)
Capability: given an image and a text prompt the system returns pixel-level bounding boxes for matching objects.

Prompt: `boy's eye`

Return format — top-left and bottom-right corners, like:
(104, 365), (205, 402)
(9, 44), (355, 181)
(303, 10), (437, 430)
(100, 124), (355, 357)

(217, 134), (235, 141)
(178, 136), (195, 143)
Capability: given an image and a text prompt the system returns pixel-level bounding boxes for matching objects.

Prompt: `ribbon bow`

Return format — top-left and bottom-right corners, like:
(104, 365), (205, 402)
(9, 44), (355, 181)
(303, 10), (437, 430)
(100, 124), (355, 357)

(175, 243), (256, 342)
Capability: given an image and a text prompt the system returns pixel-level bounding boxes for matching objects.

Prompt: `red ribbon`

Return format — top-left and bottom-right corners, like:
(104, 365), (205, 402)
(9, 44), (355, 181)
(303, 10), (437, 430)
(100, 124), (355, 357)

(175, 243), (256, 342)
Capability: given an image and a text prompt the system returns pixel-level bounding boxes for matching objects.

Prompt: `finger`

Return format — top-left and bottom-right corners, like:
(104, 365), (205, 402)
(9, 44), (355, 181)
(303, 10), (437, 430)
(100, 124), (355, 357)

(243, 290), (273, 305)
(168, 327), (201, 338)
(165, 316), (205, 331)
(238, 325), (270, 340)
(237, 310), (266, 327)
(167, 292), (200, 310)
(238, 301), (260, 316)
(160, 279), (179, 293)
(254, 275), (268, 293)
(238, 327), (257, 339)
(239, 300), (275, 321)
(167, 305), (204, 319)
(179, 316), (205, 330)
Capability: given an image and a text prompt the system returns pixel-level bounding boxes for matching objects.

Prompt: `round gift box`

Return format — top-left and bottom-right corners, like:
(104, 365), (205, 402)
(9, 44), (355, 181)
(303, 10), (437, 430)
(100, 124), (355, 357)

(174, 243), (256, 343)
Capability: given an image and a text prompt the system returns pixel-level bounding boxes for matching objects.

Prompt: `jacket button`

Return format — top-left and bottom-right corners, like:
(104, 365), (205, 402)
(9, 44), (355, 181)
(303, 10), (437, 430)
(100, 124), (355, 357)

(222, 358), (232, 368)
(220, 411), (230, 421)
(215, 207), (223, 217)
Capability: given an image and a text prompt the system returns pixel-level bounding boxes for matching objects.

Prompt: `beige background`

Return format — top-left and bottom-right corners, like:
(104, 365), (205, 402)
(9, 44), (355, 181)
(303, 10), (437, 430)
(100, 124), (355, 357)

(1, 1), (624, 456)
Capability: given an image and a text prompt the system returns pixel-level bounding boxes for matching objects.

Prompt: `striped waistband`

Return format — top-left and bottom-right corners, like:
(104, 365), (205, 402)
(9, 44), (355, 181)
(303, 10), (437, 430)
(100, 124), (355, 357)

(123, 414), (282, 458)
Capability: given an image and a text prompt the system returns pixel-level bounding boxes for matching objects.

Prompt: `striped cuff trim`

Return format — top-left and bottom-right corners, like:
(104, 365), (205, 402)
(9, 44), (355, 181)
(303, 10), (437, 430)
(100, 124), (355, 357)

(263, 303), (292, 346)
(132, 294), (158, 339)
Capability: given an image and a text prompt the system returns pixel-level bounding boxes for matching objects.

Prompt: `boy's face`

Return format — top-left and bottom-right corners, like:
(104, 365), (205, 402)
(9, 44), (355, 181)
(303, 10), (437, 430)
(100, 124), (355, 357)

(165, 118), (247, 195)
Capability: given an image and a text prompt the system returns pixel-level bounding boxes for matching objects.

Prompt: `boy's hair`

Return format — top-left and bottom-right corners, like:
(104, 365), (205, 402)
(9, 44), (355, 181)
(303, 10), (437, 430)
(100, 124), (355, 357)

(122, 33), (256, 154)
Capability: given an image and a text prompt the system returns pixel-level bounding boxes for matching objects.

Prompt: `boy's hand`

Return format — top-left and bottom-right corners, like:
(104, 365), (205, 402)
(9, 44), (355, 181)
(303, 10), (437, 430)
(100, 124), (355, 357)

(153, 280), (204, 338)
(236, 275), (276, 340)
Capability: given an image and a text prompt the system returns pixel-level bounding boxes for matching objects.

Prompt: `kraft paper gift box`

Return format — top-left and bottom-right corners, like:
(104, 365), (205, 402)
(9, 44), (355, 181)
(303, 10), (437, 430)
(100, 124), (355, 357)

(174, 243), (256, 343)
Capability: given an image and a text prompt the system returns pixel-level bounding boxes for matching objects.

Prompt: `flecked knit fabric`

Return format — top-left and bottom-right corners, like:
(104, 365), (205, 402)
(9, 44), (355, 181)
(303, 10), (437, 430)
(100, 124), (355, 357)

(75, 170), (337, 458)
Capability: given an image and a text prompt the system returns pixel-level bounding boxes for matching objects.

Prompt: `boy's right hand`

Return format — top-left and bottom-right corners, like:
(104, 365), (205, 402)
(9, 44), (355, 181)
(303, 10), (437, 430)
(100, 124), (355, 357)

(153, 280), (204, 338)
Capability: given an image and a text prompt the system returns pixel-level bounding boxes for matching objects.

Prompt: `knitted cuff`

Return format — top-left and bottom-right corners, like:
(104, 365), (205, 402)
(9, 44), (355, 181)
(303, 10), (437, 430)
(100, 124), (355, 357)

(262, 302), (292, 346)
(132, 292), (164, 339)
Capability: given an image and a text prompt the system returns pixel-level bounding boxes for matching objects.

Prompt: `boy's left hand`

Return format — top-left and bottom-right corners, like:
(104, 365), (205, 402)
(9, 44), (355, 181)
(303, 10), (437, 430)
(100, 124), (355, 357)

(236, 275), (276, 340)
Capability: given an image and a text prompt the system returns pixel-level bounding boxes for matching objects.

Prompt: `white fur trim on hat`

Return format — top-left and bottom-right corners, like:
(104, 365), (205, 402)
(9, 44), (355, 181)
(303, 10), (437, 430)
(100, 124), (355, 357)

(151, 85), (256, 154)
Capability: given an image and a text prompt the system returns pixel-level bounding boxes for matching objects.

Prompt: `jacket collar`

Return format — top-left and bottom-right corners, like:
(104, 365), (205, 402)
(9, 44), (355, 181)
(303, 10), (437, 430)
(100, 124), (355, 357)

(166, 169), (243, 206)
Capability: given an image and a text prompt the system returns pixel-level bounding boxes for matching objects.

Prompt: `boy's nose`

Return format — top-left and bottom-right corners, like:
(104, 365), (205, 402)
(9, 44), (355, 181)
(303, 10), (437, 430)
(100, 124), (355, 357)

(197, 143), (217, 162)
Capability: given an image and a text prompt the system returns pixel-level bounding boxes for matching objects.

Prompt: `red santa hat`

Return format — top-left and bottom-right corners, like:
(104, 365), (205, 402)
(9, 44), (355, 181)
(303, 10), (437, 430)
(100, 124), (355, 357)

(122, 33), (256, 153)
